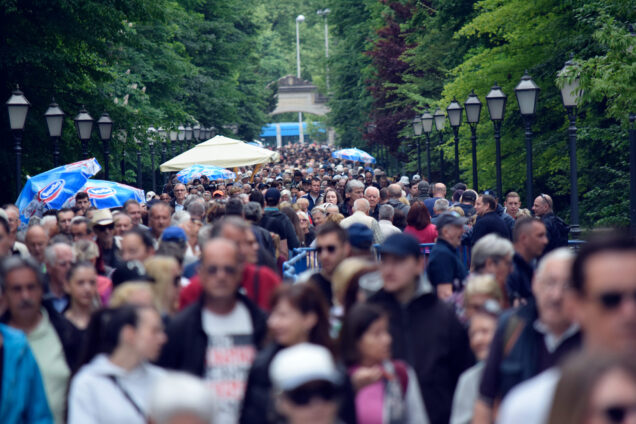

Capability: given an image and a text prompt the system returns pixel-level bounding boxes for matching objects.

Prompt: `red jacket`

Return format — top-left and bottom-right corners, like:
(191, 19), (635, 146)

(179, 263), (281, 311)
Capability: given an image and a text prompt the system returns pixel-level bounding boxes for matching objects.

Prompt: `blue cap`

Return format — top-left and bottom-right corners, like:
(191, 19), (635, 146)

(161, 226), (187, 242)
(347, 223), (373, 250)
(376, 233), (421, 258)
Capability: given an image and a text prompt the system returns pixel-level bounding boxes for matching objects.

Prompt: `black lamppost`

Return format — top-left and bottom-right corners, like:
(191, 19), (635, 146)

(447, 98), (463, 183)
(74, 106), (94, 160)
(135, 135), (142, 188)
(178, 125), (185, 153)
(464, 90), (482, 191)
(147, 127), (157, 193)
(185, 125), (193, 150)
(193, 124), (201, 144)
(421, 110), (433, 182)
(97, 113), (113, 179)
(5, 85), (30, 194)
(412, 115), (423, 176)
(45, 99), (65, 168)
(158, 127), (168, 185)
(486, 83), (507, 200)
(515, 72), (540, 209)
(559, 56), (582, 238)
(434, 108), (446, 181)
(169, 127), (178, 157)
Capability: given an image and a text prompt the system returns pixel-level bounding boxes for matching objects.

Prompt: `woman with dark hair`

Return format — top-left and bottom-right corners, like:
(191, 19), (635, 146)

(281, 206), (305, 248)
(404, 201), (438, 244)
(67, 306), (167, 423)
(340, 303), (429, 424)
(322, 187), (343, 206)
(240, 283), (353, 423)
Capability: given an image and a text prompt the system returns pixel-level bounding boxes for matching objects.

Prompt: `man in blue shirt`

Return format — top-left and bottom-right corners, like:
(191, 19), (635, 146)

(427, 212), (468, 300)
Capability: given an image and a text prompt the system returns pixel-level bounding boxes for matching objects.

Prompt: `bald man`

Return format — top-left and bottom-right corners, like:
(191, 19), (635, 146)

(25, 225), (49, 265)
(340, 198), (384, 244)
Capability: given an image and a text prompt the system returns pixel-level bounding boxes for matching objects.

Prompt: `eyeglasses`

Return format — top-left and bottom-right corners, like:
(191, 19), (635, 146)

(94, 224), (114, 232)
(284, 382), (339, 406)
(595, 290), (636, 311)
(599, 404), (636, 423)
(316, 245), (337, 254)
(204, 265), (238, 276)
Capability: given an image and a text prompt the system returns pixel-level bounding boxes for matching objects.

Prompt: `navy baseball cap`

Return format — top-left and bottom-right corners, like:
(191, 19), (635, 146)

(265, 188), (281, 203)
(436, 211), (468, 230)
(376, 233), (421, 258)
(347, 223), (374, 250)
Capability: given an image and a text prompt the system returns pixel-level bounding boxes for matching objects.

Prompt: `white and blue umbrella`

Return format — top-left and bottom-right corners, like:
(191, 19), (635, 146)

(79, 180), (145, 209)
(332, 147), (376, 164)
(16, 158), (101, 224)
(175, 164), (236, 183)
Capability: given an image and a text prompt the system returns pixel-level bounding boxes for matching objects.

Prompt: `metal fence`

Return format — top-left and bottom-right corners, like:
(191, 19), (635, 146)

(282, 240), (586, 282)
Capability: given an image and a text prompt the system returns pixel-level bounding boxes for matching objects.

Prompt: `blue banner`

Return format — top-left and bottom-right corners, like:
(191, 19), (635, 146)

(79, 180), (145, 209)
(176, 164), (236, 183)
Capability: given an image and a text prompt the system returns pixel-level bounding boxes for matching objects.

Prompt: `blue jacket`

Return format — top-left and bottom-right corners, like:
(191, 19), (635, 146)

(0, 324), (53, 423)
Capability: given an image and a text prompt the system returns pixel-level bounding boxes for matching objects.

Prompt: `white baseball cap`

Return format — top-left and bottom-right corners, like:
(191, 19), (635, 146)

(270, 343), (341, 392)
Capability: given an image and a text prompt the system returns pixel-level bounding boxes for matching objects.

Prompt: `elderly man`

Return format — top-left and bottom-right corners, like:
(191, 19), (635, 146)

(91, 209), (123, 274)
(3, 205), (29, 257)
(0, 256), (81, 424)
(470, 234), (515, 308)
(149, 201), (172, 248)
(378, 204), (401, 238)
(364, 186), (381, 220)
(69, 216), (93, 242)
(339, 180), (365, 218)
(44, 243), (74, 313)
(159, 238), (267, 424)
(386, 184), (410, 230)
(25, 225), (49, 265)
(171, 183), (187, 212)
(474, 248), (581, 424)
(113, 212), (133, 236)
(506, 217), (549, 304)
(532, 194), (569, 254)
(431, 198), (450, 225)
(340, 198), (384, 244)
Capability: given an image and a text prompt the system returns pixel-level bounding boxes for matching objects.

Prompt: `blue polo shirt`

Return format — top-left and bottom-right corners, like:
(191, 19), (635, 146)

(427, 238), (467, 290)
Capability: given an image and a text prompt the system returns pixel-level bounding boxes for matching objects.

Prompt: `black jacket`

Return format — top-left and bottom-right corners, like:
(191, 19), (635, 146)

(260, 208), (300, 251)
(158, 293), (267, 376)
(506, 252), (535, 303)
(471, 211), (511, 246)
(368, 279), (474, 424)
(0, 298), (82, 370)
(541, 212), (569, 254)
(240, 343), (358, 424)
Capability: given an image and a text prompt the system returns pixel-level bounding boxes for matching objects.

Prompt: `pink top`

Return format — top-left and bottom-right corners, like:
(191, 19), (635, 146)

(349, 365), (384, 424)
(405, 224), (438, 244)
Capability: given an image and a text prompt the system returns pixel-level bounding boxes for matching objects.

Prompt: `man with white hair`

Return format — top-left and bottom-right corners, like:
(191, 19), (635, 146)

(473, 248), (582, 423)
(364, 186), (381, 220)
(378, 204), (401, 238)
(339, 180), (365, 218)
(340, 198), (384, 244)
(44, 243), (74, 313)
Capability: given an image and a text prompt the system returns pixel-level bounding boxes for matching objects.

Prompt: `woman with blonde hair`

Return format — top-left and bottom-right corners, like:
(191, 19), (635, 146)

(109, 282), (156, 309)
(144, 255), (181, 319)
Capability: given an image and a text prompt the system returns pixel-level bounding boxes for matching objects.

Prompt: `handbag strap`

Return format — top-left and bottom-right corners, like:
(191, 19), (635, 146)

(107, 375), (145, 417)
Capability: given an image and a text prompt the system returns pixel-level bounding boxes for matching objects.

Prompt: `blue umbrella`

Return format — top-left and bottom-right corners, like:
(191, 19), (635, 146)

(79, 180), (145, 209)
(16, 158), (101, 224)
(176, 164), (236, 183)
(332, 148), (376, 164)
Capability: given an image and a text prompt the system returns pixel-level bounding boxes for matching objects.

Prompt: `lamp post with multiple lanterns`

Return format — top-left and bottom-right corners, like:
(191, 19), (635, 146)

(44, 99), (65, 168)
(515, 72), (541, 209)
(464, 91), (482, 191)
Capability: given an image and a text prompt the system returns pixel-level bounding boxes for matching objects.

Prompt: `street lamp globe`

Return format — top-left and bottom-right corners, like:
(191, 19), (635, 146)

(296, 14), (305, 23)
(421, 111), (434, 134)
(169, 128), (178, 142)
(97, 113), (113, 141)
(515, 71), (540, 116)
(433, 108), (446, 131)
(185, 125), (193, 141)
(559, 57), (582, 108)
(193, 124), (201, 140)
(447, 98), (463, 128)
(74, 106), (94, 141)
(6, 85), (31, 131)
(464, 90), (482, 124)
(412, 116), (423, 136)
(45, 99), (65, 138)
(158, 127), (167, 140)
(486, 83), (507, 121)
(178, 125), (185, 141)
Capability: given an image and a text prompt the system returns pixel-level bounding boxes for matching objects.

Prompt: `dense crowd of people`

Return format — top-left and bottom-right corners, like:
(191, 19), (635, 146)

(0, 142), (634, 424)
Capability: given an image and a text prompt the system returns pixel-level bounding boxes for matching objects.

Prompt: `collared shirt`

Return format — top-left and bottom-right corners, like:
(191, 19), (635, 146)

(533, 321), (580, 354)
(427, 238), (467, 290)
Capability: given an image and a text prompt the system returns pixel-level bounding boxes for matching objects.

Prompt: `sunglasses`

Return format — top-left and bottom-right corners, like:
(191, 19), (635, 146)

(595, 290), (636, 311)
(204, 265), (238, 276)
(94, 224), (114, 231)
(316, 245), (337, 254)
(284, 382), (339, 406)
(600, 404), (636, 423)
